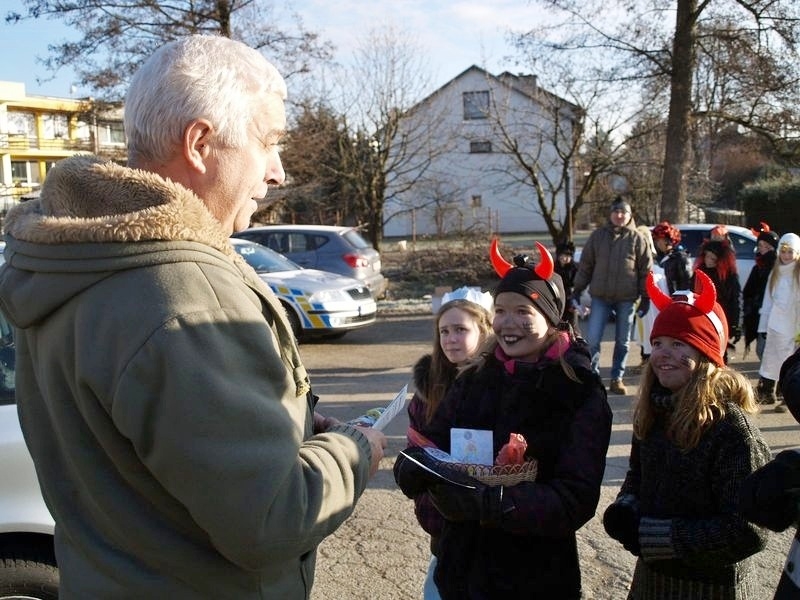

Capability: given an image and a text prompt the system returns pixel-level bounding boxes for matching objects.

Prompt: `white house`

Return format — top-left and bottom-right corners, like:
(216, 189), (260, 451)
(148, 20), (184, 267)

(383, 66), (582, 239)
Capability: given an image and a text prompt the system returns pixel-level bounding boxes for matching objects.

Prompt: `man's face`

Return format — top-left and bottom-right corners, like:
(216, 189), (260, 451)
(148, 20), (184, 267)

(654, 237), (671, 254)
(202, 94), (287, 234)
(610, 208), (630, 227)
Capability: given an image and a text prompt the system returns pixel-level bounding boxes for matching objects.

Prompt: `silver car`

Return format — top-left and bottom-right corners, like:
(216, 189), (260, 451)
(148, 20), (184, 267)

(232, 224), (388, 299)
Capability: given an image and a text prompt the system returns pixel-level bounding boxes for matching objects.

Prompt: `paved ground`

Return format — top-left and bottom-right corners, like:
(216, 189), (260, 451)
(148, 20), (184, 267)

(304, 314), (797, 599)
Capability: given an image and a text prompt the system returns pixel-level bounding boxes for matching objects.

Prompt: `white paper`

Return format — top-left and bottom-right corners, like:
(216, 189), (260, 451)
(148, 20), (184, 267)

(370, 383), (408, 431)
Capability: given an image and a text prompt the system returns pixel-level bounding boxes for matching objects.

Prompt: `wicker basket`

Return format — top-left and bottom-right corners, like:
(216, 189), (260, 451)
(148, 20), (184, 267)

(445, 459), (538, 487)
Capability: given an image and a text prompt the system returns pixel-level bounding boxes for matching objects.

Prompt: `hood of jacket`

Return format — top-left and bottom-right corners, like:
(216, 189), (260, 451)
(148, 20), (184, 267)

(0, 155), (243, 327)
(0, 155), (307, 395)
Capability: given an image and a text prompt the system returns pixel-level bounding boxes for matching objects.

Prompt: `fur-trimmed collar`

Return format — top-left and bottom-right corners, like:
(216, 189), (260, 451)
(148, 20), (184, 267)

(4, 155), (236, 260)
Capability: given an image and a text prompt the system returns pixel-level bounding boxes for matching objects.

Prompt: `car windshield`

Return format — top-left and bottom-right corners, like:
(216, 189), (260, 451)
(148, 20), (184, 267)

(233, 242), (302, 273)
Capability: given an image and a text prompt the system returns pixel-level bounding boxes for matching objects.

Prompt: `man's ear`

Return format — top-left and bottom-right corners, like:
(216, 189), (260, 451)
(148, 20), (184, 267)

(184, 119), (214, 172)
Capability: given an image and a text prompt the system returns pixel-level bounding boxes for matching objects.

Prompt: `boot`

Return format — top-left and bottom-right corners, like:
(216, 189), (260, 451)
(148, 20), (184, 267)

(756, 377), (777, 405)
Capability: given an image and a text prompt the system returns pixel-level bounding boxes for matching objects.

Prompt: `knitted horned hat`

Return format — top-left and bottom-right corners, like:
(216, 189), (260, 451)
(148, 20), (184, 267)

(751, 222), (779, 250)
(490, 239), (565, 326)
(648, 269), (729, 366)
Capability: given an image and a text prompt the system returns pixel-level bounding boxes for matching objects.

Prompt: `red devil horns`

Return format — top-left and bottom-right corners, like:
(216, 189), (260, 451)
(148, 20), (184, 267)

(490, 238), (554, 280)
(750, 221), (771, 236)
(646, 269), (717, 313)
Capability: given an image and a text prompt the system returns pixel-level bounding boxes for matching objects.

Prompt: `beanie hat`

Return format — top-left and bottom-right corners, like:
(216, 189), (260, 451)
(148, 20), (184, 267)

(751, 222), (779, 249)
(648, 270), (729, 366)
(779, 232), (800, 255)
(702, 240), (726, 257)
(490, 239), (565, 327)
(555, 241), (575, 256)
(610, 197), (631, 214)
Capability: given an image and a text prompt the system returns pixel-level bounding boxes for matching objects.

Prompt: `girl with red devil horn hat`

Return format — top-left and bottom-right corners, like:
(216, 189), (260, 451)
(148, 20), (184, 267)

(394, 238), (611, 599)
(604, 269), (771, 599)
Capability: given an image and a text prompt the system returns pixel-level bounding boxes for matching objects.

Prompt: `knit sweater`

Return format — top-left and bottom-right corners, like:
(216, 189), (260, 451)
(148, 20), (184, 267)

(616, 400), (770, 600)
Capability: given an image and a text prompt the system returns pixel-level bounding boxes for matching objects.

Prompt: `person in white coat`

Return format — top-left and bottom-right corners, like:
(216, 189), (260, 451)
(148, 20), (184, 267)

(757, 232), (800, 412)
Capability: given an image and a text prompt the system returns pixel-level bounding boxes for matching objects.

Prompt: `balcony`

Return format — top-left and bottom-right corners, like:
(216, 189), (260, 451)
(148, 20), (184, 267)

(0, 133), (95, 153)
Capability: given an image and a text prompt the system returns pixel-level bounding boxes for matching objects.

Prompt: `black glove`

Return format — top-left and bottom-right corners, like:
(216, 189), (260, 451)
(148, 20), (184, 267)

(739, 450), (800, 532)
(636, 297), (650, 319)
(393, 447), (447, 499)
(730, 325), (742, 345)
(603, 495), (641, 556)
(428, 481), (512, 525)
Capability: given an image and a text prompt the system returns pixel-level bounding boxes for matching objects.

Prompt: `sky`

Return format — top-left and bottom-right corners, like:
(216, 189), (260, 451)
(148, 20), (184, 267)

(0, 0), (535, 99)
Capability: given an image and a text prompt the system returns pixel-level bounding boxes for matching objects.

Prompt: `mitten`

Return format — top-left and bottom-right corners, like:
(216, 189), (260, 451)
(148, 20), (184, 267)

(603, 495), (641, 556)
(428, 482), (512, 525)
(636, 297), (650, 319)
(739, 450), (800, 532)
(393, 447), (446, 499)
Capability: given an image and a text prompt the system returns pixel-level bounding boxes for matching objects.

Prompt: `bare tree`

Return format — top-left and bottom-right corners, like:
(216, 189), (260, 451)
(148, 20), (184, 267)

(516, 0), (800, 223)
(5, 0), (333, 99)
(326, 26), (454, 249)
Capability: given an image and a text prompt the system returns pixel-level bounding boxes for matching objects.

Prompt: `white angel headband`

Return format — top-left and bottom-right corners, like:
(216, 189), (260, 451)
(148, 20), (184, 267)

(437, 286), (494, 313)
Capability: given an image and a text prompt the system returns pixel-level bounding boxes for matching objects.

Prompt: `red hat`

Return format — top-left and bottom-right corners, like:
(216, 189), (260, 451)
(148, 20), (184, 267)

(648, 270), (729, 366)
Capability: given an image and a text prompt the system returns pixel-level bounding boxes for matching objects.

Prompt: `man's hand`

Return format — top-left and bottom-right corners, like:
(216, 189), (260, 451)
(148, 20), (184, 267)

(636, 297), (650, 319)
(355, 426), (387, 477)
(313, 411), (341, 434)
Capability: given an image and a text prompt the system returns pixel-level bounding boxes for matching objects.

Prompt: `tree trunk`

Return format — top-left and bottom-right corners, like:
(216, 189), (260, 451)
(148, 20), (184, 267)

(660, 0), (697, 223)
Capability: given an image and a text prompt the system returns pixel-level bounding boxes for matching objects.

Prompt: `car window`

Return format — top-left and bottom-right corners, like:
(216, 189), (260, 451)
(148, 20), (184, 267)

(287, 233), (311, 252)
(342, 229), (372, 250)
(311, 234), (329, 250)
(679, 229), (706, 257)
(233, 242), (301, 272)
(729, 232), (756, 260)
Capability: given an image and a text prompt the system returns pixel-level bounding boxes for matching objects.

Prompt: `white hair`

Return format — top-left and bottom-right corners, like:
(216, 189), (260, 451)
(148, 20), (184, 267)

(124, 35), (287, 164)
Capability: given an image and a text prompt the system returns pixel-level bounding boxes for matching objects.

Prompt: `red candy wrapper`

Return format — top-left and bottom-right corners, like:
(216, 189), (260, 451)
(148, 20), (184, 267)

(495, 433), (527, 466)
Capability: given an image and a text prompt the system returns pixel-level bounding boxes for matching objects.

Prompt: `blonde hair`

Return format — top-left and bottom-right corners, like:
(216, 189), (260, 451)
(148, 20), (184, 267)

(633, 359), (758, 450)
(422, 299), (493, 423)
(767, 251), (800, 295)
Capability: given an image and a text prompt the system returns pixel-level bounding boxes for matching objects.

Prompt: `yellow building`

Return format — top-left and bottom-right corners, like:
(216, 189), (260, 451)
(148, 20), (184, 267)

(0, 80), (125, 206)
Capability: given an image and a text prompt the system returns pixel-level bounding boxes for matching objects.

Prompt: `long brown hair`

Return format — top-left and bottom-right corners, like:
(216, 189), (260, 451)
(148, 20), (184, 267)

(422, 299), (493, 423)
(633, 359), (757, 450)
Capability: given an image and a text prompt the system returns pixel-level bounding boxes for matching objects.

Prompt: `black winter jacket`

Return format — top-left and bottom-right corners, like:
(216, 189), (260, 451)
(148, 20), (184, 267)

(424, 339), (612, 599)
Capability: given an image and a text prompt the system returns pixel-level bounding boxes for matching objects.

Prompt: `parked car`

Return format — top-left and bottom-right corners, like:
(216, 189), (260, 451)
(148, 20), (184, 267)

(673, 223), (757, 282)
(231, 238), (377, 340)
(232, 225), (388, 299)
(0, 303), (58, 599)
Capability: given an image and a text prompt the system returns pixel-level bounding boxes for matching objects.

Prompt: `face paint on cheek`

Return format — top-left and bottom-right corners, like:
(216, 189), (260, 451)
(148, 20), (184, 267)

(680, 354), (696, 369)
(522, 322), (535, 332)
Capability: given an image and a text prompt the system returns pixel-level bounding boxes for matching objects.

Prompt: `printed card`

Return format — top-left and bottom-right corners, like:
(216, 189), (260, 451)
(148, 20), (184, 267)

(450, 428), (493, 465)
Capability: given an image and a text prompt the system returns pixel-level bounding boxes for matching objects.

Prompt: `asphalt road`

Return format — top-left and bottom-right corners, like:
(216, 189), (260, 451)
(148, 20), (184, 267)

(300, 312), (798, 600)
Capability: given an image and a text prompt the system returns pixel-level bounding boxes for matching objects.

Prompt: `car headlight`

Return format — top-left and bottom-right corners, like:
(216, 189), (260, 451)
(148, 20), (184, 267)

(308, 289), (351, 304)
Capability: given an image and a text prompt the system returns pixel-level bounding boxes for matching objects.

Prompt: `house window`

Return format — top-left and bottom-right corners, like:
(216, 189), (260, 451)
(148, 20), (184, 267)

(470, 141), (492, 153)
(11, 161), (40, 185)
(471, 195), (482, 208)
(463, 91), (489, 120)
(97, 121), (126, 145)
(7, 112), (35, 136)
(42, 113), (68, 139)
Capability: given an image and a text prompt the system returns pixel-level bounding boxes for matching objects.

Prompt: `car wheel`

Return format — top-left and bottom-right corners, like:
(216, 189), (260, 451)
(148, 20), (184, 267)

(0, 547), (58, 600)
(280, 302), (304, 342)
